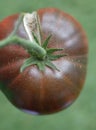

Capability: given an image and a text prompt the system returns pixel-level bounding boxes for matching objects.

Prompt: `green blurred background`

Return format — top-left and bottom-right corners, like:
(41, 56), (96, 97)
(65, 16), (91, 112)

(0, 0), (96, 130)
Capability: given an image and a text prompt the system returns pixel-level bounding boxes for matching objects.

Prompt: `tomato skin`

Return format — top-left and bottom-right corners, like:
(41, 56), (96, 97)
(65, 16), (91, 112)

(0, 8), (88, 115)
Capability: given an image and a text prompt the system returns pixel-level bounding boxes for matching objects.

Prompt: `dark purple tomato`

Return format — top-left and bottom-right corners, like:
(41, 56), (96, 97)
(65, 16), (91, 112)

(0, 8), (88, 115)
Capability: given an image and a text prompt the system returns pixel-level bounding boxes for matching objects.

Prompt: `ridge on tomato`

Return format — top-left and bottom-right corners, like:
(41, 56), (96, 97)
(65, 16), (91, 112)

(0, 8), (88, 115)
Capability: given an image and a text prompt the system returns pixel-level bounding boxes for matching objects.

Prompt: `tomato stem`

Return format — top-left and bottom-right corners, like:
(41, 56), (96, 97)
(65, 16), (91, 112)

(0, 36), (47, 59)
(0, 14), (46, 60)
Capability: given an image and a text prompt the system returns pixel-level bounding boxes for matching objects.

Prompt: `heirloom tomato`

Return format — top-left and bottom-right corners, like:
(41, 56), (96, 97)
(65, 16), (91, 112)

(0, 8), (88, 115)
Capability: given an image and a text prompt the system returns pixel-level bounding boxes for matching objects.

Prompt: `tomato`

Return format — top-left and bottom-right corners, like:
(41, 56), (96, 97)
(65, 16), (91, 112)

(0, 8), (88, 115)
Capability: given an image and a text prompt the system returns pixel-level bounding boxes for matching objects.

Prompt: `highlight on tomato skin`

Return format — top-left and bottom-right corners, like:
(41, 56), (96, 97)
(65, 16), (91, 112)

(0, 8), (88, 115)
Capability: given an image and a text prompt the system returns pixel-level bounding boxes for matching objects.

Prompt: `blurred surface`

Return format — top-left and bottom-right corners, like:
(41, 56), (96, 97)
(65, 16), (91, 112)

(0, 0), (95, 130)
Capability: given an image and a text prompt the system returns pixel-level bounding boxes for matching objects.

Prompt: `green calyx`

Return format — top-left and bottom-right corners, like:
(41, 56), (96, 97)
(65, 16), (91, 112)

(0, 12), (67, 72)
(21, 34), (66, 72)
